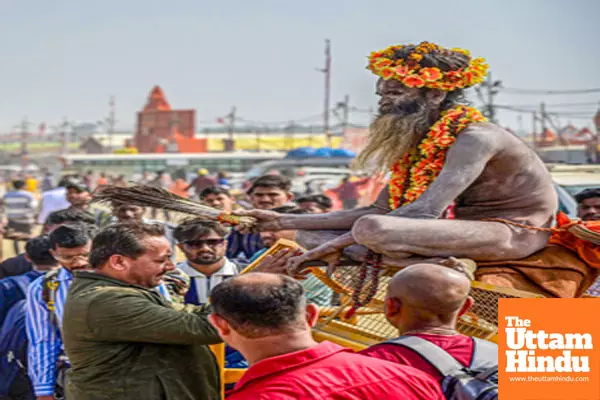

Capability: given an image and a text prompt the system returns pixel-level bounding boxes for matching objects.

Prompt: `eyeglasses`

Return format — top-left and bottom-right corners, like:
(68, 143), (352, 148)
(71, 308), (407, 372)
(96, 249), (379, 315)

(181, 239), (225, 248)
(54, 253), (90, 262)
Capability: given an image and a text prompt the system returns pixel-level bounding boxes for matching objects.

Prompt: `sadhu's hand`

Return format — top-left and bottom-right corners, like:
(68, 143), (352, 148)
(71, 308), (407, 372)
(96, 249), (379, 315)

(233, 209), (283, 234)
(253, 248), (305, 275)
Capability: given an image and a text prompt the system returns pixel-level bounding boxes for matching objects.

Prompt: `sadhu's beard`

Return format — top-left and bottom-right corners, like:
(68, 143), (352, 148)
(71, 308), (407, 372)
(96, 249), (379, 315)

(354, 102), (434, 173)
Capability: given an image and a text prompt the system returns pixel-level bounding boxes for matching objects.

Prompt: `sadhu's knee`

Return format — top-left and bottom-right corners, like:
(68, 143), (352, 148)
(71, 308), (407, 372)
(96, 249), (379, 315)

(352, 215), (390, 246)
(483, 226), (550, 260)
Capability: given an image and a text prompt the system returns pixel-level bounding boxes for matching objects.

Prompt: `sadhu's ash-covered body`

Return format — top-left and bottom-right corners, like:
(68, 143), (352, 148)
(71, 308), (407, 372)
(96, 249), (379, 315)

(243, 41), (594, 301)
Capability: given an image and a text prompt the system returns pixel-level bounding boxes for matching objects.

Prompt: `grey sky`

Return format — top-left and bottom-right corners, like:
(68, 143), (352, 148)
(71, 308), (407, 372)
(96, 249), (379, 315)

(1, 0), (599, 133)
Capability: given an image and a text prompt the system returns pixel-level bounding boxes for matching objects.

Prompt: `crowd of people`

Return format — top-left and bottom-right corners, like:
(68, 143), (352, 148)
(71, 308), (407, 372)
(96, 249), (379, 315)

(3, 38), (600, 399)
(1, 168), (599, 399)
(0, 168), (451, 400)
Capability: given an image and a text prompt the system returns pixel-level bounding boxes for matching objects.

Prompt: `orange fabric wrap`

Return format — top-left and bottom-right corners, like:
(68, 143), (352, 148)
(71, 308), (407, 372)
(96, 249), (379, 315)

(476, 245), (598, 298)
(548, 212), (600, 269)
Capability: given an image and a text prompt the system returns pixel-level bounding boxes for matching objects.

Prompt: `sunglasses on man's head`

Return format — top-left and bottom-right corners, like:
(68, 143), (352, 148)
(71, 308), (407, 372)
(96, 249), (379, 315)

(181, 239), (225, 248)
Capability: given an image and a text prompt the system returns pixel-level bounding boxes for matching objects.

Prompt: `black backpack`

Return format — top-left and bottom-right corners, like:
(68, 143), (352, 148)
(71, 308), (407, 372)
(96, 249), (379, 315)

(0, 273), (39, 398)
(386, 335), (498, 400)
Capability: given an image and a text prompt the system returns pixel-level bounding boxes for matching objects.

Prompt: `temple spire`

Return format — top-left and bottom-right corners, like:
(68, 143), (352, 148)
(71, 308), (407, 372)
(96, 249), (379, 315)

(143, 85), (171, 111)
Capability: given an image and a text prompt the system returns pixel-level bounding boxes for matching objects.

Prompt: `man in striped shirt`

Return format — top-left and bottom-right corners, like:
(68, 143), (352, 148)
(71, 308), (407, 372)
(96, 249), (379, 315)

(0, 235), (59, 400)
(3, 180), (38, 254)
(25, 224), (93, 400)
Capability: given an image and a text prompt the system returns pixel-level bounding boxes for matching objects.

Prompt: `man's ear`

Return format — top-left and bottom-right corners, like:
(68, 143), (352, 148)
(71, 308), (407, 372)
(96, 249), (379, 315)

(425, 89), (447, 107)
(305, 303), (319, 328)
(108, 254), (129, 271)
(384, 297), (402, 319)
(287, 192), (295, 202)
(208, 314), (231, 337)
(458, 296), (474, 317)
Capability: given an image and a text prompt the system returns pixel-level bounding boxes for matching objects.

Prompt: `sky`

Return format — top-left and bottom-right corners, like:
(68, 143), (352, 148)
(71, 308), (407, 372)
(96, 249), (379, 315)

(1, 0), (599, 134)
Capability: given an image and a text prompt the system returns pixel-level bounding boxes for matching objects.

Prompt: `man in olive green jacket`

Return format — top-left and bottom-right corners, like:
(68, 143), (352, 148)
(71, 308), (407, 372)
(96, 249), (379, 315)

(62, 222), (223, 400)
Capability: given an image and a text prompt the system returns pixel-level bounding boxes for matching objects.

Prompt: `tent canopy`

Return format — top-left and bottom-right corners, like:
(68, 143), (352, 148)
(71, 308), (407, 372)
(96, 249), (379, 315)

(286, 147), (356, 159)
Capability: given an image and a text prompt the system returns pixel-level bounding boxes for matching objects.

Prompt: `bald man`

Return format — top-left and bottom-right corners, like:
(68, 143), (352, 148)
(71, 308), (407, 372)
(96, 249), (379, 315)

(209, 273), (444, 400)
(360, 263), (497, 383)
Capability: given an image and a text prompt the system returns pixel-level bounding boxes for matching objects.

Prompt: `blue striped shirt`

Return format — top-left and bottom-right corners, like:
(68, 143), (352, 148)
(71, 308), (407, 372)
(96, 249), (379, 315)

(26, 267), (71, 396)
(26, 268), (173, 396)
(157, 281), (172, 302)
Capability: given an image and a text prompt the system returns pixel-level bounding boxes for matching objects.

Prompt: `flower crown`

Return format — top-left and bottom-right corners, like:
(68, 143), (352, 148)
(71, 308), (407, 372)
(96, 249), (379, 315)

(367, 41), (489, 91)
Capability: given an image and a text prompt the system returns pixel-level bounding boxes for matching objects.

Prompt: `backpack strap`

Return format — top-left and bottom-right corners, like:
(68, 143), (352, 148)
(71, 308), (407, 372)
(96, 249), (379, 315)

(385, 335), (467, 377)
(41, 269), (61, 327)
(470, 337), (498, 371)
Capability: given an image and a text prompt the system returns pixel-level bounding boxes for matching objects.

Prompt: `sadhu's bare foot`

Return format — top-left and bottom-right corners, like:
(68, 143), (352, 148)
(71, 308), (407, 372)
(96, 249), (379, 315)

(286, 248), (343, 278)
(439, 257), (476, 281)
(342, 244), (371, 263)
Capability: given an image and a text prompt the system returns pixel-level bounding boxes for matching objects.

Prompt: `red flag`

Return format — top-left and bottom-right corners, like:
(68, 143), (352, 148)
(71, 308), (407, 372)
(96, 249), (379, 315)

(216, 117), (225, 124)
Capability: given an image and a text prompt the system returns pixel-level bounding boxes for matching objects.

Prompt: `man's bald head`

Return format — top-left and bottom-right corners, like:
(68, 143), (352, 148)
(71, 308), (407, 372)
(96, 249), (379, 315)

(211, 272), (308, 338)
(386, 263), (472, 327)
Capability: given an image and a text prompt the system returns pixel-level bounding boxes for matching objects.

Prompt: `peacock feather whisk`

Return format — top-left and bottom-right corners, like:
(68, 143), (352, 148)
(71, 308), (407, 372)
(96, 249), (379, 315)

(92, 184), (256, 229)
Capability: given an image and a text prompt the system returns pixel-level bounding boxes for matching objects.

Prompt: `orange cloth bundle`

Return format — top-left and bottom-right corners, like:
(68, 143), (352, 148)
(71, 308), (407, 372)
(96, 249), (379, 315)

(476, 245), (597, 298)
(548, 212), (600, 269)
(475, 212), (600, 298)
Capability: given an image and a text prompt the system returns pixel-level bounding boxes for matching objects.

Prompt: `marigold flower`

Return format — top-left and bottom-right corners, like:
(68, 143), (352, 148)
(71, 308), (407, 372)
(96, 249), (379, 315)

(419, 141), (438, 155)
(374, 59), (394, 69)
(404, 191), (418, 203)
(394, 65), (410, 76)
(428, 128), (448, 140)
(461, 71), (474, 85)
(427, 82), (444, 90)
(451, 47), (470, 56)
(436, 136), (457, 147)
(402, 75), (426, 88)
(412, 177), (431, 187)
(420, 67), (442, 82)
(445, 70), (462, 80)
(380, 67), (395, 80)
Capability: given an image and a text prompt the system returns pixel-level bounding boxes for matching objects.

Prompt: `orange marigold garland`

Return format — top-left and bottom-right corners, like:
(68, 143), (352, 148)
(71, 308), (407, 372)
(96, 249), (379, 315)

(367, 41), (489, 91)
(388, 105), (487, 210)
